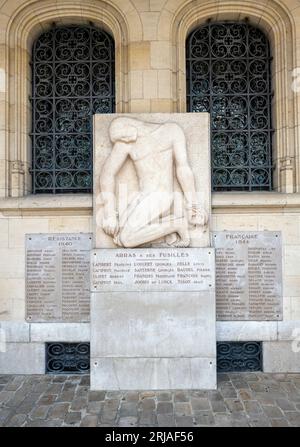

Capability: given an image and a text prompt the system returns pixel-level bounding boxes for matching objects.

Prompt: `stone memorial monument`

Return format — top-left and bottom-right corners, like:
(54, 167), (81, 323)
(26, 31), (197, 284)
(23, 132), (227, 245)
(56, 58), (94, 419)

(91, 113), (216, 390)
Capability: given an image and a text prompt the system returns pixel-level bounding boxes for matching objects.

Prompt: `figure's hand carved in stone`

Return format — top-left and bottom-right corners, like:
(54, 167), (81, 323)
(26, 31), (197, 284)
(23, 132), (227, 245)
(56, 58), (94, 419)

(100, 117), (207, 248)
(186, 204), (208, 228)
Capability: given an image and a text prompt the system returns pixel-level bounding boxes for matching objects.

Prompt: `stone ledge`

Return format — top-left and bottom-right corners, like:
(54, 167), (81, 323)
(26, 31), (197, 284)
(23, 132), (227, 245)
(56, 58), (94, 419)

(30, 323), (90, 342)
(0, 343), (45, 374)
(216, 321), (278, 342)
(0, 193), (300, 213)
(263, 341), (300, 373)
(213, 192), (300, 211)
(0, 321), (30, 342)
(91, 357), (217, 390)
(0, 194), (93, 214)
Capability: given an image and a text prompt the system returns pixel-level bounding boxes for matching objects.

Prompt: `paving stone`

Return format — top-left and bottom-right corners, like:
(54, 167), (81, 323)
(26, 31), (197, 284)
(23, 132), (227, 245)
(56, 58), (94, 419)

(6, 414), (27, 427)
(175, 416), (194, 427)
(219, 385), (237, 398)
(79, 376), (90, 386)
(157, 414), (176, 427)
(190, 390), (209, 398)
(224, 399), (244, 413)
(47, 384), (64, 394)
(249, 416), (271, 427)
(231, 381), (250, 390)
(140, 398), (155, 411)
(17, 401), (37, 414)
(76, 386), (89, 397)
(120, 402), (138, 417)
(284, 411), (300, 426)
(0, 408), (14, 426)
(29, 419), (63, 427)
(270, 419), (290, 427)
(157, 402), (173, 414)
(140, 391), (155, 399)
(80, 415), (98, 427)
(106, 391), (123, 399)
(38, 394), (57, 405)
(5, 392), (26, 408)
(210, 400), (227, 413)
(103, 399), (119, 411)
(252, 393), (275, 405)
(209, 390), (223, 401)
(213, 413), (233, 427)
(87, 401), (103, 414)
(52, 376), (67, 383)
(4, 382), (23, 392)
(194, 411), (215, 426)
(32, 383), (50, 393)
(156, 392), (172, 402)
(217, 373), (230, 383)
(56, 391), (75, 402)
(0, 391), (14, 404)
(286, 393), (300, 403)
(139, 411), (157, 426)
(174, 402), (192, 416)
(174, 391), (189, 402)
(88, 390), (106, 402)
(118, 416), (138, 427)
(191, 397), (210, 412)
(243, 400), (263, 415)
(238, 389), (252, 400)
(262, 405), (284, 419)
(275, 399), (296, 411)
(70, 397), (87, 411)
(0, 376), (12, 384)
(249, 382), (268, 393)
(64, 411), (81, 425)
(48, 403), (69, 419)
(124, 392), (139, 402)
(30, 405), (50, 419)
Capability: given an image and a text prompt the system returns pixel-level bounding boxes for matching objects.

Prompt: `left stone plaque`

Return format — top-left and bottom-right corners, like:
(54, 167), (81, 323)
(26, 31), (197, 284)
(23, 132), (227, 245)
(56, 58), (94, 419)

(26, 234), (92, 322)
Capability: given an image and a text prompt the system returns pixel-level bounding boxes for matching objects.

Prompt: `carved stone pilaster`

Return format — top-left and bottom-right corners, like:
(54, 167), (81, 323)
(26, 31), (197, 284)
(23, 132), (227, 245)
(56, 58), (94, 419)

(279, 156), (294, 193)
(10, 160), (25, 197)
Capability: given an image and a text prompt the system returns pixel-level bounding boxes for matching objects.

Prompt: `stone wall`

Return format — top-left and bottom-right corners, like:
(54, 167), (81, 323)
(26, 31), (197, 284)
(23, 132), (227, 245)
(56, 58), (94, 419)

(1, 0), (300, 374)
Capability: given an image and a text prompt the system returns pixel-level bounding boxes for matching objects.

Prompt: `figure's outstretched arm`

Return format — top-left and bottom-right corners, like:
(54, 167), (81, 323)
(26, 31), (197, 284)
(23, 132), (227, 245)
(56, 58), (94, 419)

(172, 125), (198, 207)
(173, 125), (208, 227)
(100, 142), (129, 236)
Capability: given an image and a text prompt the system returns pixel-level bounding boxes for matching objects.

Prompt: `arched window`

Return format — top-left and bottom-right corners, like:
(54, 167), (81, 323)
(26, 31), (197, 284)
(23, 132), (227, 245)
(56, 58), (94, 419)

(31, 25), (115, 193)
(186, 22), (273, 191)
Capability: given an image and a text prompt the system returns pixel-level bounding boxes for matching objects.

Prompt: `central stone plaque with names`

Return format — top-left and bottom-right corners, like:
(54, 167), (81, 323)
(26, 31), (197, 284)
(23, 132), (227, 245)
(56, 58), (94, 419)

(213, 231), (282, 321)
(26, 233), (92, 322)
(92, 248), (214, 293)
(91, 247), (216, 390)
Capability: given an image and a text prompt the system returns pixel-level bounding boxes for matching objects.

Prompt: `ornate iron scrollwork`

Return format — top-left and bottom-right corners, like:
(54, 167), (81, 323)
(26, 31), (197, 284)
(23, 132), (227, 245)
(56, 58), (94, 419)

(31, 25), (115, 193)
(46, 342), (90, 374)
(186, 22), (273, 191)
(217, 341), (262, 372)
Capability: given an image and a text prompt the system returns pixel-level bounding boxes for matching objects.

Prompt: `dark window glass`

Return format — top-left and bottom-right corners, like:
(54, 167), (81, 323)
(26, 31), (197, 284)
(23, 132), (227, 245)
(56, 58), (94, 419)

(31, 25), (115, 193)
(186, 22), (273, 191)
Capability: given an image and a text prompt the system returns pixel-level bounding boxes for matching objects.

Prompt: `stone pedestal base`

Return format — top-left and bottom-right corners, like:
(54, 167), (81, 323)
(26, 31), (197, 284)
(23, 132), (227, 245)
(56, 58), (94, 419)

(90, 248), (216, 390)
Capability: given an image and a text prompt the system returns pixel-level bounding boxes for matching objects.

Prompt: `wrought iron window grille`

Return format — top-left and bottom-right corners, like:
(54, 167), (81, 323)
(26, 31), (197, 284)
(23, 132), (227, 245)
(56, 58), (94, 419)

(46, 342), (90, 374)
(217, 341), (263, 372)
(186, 22), (274, 191)
(30, 25), (115, 194)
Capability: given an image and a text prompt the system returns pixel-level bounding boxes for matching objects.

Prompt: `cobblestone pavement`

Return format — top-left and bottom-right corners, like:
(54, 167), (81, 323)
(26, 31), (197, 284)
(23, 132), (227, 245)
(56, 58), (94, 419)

(0, 373), (300, 427)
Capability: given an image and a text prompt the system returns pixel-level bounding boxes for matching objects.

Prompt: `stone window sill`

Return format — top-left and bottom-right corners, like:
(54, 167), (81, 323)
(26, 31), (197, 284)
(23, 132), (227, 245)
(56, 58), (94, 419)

(0, 192), (300, 213)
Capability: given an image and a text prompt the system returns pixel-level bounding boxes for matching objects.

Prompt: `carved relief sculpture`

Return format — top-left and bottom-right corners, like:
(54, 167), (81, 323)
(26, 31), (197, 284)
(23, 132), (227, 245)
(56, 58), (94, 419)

(99, 117), (208, 248)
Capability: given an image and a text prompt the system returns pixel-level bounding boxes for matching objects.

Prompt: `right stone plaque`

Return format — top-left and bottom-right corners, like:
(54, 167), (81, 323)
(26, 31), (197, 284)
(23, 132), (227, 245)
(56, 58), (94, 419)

(213, 231), (282, 321)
